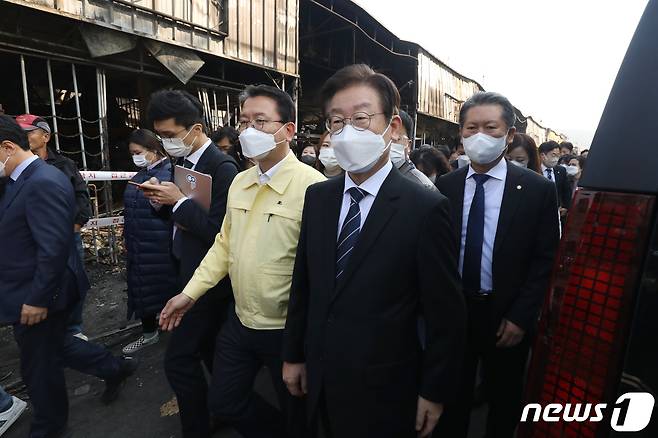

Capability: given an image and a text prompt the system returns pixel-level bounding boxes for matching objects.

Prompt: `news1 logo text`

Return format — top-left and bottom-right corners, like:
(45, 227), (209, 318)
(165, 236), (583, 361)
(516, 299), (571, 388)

(521, 392), (655, 432)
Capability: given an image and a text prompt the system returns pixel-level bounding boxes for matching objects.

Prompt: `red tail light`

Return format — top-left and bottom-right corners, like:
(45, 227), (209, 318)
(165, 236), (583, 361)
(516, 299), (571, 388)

(518, 190), (655, 438)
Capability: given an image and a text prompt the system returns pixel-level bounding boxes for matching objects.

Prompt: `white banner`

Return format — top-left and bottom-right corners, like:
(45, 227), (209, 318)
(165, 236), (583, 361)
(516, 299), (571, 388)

(83, 216), (124, 229)
(80, 171), (137, 181)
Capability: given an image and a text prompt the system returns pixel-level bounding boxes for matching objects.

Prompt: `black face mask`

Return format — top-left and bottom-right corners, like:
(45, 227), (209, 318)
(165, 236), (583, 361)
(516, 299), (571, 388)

(301, 155), (317, 166)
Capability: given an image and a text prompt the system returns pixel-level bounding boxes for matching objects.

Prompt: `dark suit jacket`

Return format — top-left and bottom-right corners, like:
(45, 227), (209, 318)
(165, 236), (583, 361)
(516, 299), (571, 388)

(282, 167), (466, 436)
(552, 164), (573, 209)
(0, 159), (88, 325)
(171, 144), (239, 297)
(436, 162), (560, 332)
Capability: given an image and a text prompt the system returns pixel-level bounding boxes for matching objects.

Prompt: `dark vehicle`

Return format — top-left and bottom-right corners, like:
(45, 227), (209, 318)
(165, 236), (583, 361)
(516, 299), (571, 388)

(518, 1), (658, 437)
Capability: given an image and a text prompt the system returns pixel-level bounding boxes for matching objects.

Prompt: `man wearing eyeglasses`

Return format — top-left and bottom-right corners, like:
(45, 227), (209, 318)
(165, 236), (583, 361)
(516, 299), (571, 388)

(160, 85), (325, 438)
(391, 110), (437, 191)
(280, 64), (466, 438)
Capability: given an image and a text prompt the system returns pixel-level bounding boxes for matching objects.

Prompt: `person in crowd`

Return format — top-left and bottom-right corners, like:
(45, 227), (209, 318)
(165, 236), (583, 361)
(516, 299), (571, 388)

(17, 114), (93, 340)
(0, 386), (26, 436)
(561, 154), (586, 194)
(300, 144), (318, 167)
(121, 129), (179, 355)
(435, 92), (560, 438)
(160, 84), (324, 438)
(316, 131), (344, 179)
(141, 90), (239, 438)
(435, 144), (452, 163)
(507, 133), (541, 173)
(539, 140), (572, 218)
(281, 64), (466, 438)
(580, 148), (589, 157)
(0, 115), (137, 438)
(410, 145), (452, 184)
(210, 125), (247, 170)
(559, 141), (574, 156)
(391, 110), (437, 190)
(450, 142), (466, 170)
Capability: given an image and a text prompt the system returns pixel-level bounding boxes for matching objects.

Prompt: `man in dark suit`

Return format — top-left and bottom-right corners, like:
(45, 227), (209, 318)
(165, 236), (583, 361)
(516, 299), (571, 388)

(0, 116), (136, 438)
(435, 92), (560, 437)
(539, 140), (572, 218)
(281, 64), (466, 438)
(141, 90), (239, 438)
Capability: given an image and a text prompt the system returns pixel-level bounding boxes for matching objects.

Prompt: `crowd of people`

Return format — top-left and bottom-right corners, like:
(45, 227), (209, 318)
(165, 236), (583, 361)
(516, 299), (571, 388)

(0, 62), (587, 438)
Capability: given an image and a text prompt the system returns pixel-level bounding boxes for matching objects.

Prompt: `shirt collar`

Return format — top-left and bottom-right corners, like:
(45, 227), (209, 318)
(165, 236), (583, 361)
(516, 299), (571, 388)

(241, 152), (299, 195)
(466, 157), (508, 181)
(343, 160), (393, 198)
(185, 139), (212, 166)
(541, 163), (552, 173)
(10, 155), (39, 182)
(257, 151), (292, 185)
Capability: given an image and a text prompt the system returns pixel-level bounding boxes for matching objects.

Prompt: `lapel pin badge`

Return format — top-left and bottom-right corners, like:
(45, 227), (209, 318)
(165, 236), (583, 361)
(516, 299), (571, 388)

(517, 185), (522, 190)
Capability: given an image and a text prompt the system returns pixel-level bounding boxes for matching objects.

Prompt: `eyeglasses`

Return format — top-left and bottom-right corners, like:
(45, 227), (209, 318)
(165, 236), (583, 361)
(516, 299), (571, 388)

(325, 112), (385, 135)
(238, 118), (284, 132)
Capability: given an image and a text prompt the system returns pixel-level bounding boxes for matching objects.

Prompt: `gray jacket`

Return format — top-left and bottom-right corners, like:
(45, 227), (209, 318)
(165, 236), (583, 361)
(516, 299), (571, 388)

(395, 159), (438, 191)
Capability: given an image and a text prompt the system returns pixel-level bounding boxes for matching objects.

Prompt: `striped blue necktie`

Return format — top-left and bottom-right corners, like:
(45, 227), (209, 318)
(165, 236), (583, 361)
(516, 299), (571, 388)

(336, 187), (367, 279)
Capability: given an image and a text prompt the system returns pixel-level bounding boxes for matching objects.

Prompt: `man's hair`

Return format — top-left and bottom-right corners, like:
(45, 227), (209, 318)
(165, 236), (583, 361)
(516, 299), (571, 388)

(459, 91), (516, 129)
(435, 144), (452, 162)
(210, 125), (240, 145)
(538, 140), (561, 155)
(0, 115), (29, 150)
(128, 128), (165, 156)
(147, 90), (205, 129)
(398, 110), (414, 137)
(239, 84), (296, 123)
(580, 148), (589, 156)
(560, 141), (574, 152)
(320, 64), (400, 120)
(409, 145), (452, 177)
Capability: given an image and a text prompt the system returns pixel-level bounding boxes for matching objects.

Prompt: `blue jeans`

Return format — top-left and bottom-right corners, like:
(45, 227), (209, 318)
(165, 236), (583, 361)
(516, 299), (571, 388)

(0, 385), (12, 412)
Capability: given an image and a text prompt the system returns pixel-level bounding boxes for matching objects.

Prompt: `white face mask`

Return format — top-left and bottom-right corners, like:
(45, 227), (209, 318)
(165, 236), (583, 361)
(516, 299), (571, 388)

(566, 165), (579, 176)
(0, 155), (10, 178)
(457, 154), (471, 168)
(132, 153), (150, 168)
(239, 125), (287, 161)
(331, 122), (391, 173)
(318, 147), (339, 170)
(162, 127), (198, 158)
(389, 142), (406, 163)
(509, 159), (527, 168)
(462, 132), (508, 165)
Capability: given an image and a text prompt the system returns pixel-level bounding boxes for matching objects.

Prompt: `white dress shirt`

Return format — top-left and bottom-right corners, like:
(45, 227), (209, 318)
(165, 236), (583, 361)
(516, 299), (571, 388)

(337, 161), (393, 239)
(459, 158), (507, 292)
(172, 139), (212, 212)
(257, 152), (291, 185)
(541, 164), (556, 183)
(10, 155), (39, 181)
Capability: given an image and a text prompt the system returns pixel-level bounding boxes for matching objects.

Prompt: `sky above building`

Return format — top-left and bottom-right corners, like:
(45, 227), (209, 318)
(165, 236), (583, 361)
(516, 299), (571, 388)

(352, 0), (648, 147)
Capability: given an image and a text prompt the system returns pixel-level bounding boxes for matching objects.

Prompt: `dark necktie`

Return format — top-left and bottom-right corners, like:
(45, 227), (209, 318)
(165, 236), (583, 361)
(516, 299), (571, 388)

(336, 187), (367, 279)
(546, 168), (553, 181)
(463, 174), (490, 293)
(184, 159), (194, 169)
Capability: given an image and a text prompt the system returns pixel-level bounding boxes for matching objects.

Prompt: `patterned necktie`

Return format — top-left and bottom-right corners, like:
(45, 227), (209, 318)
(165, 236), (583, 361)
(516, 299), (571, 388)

(336, 187), (367, 279)
(546, 168), (553, 181)
(463, 173), (490, 292)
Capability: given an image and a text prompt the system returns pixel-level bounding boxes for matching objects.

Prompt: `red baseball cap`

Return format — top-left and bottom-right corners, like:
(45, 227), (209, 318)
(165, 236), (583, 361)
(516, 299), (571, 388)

(16, 114), (51, 134)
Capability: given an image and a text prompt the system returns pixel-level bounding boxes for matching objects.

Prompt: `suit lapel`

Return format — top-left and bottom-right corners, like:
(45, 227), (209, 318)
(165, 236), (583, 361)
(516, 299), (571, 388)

(493, 162), (525, 254)
(321, 178), (344, 289)
(452, 167), (468, 236)
(332, 169), (400, 302)
(0, 159), (42, 218)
